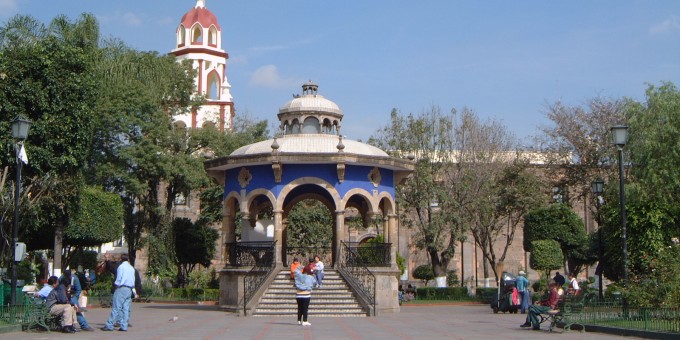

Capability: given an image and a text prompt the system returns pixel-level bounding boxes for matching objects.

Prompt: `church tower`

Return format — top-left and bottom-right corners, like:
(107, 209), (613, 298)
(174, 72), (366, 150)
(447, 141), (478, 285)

(170, 0), (234, 131)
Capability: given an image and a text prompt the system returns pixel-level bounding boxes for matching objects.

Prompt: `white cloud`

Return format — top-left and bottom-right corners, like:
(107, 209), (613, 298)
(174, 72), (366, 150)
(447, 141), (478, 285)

(122, 12), (142, 27)
(649, 15), (680, 34)
(249, 65), (300, 89)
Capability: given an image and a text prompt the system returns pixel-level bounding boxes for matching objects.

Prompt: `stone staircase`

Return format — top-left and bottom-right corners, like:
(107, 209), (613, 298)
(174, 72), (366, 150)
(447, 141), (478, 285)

(253, 269), (368, 317)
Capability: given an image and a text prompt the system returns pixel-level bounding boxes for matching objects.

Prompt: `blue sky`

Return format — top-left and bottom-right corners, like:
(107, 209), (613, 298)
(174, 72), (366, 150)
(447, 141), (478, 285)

(2, 1), (679, 142)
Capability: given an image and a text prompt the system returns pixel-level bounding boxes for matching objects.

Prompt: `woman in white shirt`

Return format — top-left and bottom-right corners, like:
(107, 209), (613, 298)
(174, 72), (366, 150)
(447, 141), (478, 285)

(313, 255), (325, 288)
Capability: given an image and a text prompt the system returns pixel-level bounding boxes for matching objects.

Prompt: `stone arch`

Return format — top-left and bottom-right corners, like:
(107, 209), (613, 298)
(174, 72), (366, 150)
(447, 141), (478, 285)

(341, 188), (376, 213)
(276, 177), (342, 212)
(375, 192), (396, 215)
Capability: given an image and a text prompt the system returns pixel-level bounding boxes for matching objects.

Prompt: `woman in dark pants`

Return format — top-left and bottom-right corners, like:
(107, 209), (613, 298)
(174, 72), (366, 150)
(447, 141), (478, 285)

(293, 266), (317, 326)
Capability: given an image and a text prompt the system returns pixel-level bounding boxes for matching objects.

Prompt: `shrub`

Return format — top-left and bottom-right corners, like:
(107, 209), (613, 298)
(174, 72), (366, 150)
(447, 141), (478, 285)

(416, 287), (469, 300)
(413, 265), (435, 286)
(446, 270), (459, 286)
(476, 287), (496, 303)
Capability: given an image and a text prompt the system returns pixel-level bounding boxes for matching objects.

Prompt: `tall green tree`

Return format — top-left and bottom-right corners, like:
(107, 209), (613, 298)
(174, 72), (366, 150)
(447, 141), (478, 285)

(0, 14), (100, 270)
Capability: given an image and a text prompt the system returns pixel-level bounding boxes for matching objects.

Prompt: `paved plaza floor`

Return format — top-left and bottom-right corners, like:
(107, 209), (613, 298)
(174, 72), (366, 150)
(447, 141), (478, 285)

(4, 302), (645, 340)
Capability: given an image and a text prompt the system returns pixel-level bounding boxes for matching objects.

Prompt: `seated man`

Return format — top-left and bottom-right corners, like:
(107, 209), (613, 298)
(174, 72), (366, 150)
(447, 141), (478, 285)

(520, 280), (560, 331)
(36, 276), (59, 299)
(45, 277), (78, 333)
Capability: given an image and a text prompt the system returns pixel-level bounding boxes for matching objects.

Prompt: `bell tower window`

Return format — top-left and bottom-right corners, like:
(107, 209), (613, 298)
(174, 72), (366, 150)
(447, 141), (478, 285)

(208, 26), (217, 47)
(192, 25), (203, 44)
(177, 25), (186, 47)
(207, 72), (220, 100)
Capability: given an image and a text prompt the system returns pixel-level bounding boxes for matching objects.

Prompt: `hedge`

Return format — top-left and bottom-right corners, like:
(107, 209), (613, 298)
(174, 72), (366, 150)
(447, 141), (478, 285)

(415, 287), (469, 300)
(476, 287), (497, 303)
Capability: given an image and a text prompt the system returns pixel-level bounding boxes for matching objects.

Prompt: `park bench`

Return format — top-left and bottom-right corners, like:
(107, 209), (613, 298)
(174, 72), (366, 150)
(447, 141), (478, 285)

(538, 293), (585, 332)
(23, 296), (62, 333)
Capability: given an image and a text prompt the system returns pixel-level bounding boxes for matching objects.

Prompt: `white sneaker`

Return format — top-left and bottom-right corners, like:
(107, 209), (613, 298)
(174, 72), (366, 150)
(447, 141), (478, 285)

(298, 321), (301, 325)
(302, 322), (311, 326)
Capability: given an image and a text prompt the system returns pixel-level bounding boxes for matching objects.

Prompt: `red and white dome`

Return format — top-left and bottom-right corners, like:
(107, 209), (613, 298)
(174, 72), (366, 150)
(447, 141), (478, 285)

(180, 0), (221, 31)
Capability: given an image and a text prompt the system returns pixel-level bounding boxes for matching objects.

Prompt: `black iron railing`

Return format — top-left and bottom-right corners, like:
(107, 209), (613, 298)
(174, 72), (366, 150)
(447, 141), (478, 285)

(242, 241), (277, 313)
(285, 246), (332, 266)
(226, 241), (276, 267)
(344, 241), (391, 267)
(337, 241), (376, 314)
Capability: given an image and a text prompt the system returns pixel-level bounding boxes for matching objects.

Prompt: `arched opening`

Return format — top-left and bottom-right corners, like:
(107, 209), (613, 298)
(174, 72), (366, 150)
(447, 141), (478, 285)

(282, 185), (336, 267)
(208, 26), (218, 46)
(177, 25), (186, 47)
(192, 25), (203, 44)
(207, 71), (220, 100)
(302, 117), (320, 134)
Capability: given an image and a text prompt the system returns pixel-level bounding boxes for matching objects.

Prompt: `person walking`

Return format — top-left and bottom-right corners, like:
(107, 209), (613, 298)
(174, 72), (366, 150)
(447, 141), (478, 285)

(101, 253), (136, 332)
(515, 271), (530, 314)
(294, 266), (317, 326)
(313, 255), (325, 288)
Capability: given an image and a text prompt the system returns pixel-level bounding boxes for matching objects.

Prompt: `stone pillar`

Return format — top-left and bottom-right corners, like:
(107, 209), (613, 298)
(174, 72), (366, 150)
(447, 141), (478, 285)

(274, 210), (284, 265)
(387, 213), (398, 267)
(334, 210), (346, 266)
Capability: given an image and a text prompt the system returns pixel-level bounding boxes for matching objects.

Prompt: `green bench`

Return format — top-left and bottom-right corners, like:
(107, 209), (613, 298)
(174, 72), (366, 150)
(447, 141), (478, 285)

(23, 296), (62, 333)
(538, 294), (585, 332)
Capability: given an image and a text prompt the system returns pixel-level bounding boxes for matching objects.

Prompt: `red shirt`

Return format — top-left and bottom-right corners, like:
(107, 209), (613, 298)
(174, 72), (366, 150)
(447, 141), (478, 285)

(541, 288), (560, 309)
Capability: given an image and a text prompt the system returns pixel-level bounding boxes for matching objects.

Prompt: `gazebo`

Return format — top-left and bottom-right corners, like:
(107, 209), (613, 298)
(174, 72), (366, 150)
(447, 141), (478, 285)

(204, 81), (413, 315)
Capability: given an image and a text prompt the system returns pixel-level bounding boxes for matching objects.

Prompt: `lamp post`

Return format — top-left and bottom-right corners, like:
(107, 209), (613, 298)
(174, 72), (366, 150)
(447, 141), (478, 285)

(591, 178), (604, 301)
(611, 125), (628, 286)
(10, 116), (31, 305)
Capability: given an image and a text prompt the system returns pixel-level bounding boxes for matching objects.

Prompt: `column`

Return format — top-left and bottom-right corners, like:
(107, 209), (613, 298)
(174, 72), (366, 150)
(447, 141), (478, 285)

(387, 213), (398, 267)
(274, 210), (284, 265)
(334, 210), (346, 266)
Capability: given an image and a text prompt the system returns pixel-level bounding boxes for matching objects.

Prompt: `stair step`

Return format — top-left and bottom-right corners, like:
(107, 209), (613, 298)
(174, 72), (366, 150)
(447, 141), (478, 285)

(251, 269), (368, 317)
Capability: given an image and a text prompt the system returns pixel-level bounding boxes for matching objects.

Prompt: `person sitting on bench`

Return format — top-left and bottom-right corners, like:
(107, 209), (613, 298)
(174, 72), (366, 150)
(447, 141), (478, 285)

(520, 280), (560, 330)
(45, 276), (78, 333)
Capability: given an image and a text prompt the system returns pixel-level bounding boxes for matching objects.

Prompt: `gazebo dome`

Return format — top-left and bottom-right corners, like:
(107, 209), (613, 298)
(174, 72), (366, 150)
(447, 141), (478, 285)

(277, 81), (343, 136)
(231, 134), (388, 158)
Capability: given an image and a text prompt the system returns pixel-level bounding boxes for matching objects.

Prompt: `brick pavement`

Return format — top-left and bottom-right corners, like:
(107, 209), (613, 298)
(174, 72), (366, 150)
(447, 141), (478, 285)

(4, 302), (643, 340)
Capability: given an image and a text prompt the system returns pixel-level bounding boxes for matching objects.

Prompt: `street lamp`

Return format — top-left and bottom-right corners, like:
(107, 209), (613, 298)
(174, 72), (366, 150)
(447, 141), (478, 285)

(610, 125), (628, 286)
(591, 178), (604, 301)
(10, 115), (31, 305)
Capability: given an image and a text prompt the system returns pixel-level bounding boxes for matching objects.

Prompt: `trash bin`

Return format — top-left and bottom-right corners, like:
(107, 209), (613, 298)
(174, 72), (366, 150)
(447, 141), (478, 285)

(2, 278), (25, 305)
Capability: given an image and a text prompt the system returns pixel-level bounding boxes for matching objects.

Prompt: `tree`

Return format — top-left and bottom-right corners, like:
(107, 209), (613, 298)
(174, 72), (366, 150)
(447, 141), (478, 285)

(523, 204), (592, 274)
(449, 110), (544, 282)
(537, 97), (625, 207)
(0, 14), (100, 270)
(413, 264), (435, 286)
(173, 217), (219, 287)
(370, 107), (463, 282)
(285, 199), (333, 250)
(529, 240), (564, 280)
(626, 82), (680, 206)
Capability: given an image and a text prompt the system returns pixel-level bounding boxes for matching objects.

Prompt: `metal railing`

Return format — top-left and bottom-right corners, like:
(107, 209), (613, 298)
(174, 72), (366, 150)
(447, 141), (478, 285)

(343, 242), (391, 267)
(226, 241), (276, 267)
(285, 246), (332, 266)
(337, 241), (376, 314)
(579, 301), (680, 334)
(242, 241), (277, 314)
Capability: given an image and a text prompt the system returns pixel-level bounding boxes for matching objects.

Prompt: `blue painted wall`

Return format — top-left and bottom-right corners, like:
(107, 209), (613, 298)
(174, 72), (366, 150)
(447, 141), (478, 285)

(223, 164), (395, 199)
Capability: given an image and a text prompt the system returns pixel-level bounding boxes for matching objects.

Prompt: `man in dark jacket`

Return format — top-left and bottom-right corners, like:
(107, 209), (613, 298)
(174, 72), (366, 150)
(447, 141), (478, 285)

(45, 277), (78, 333)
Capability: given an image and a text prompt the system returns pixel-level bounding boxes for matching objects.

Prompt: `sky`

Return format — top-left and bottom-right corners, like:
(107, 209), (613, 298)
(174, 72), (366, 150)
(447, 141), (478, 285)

(2, 0), (679, 143)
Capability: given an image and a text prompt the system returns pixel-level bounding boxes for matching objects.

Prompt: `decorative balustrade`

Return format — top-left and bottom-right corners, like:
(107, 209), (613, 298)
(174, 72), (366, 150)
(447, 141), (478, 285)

(226, 241), (276, 267)
(337, 241), (376, 314)
(242, 241), (277, 312)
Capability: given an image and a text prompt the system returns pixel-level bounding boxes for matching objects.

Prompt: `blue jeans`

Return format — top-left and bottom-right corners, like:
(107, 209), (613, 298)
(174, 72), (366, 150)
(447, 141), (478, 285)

(70, 295), (90, 329)
(105, 287), (132, 330)
(519, 290), (530, 313)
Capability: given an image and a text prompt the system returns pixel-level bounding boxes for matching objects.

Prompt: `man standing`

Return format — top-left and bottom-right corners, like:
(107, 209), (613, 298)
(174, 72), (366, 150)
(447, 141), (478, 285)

(515, 271), (530, 314)
(101, 253), (136, 332)
(553, 271), (566, 288)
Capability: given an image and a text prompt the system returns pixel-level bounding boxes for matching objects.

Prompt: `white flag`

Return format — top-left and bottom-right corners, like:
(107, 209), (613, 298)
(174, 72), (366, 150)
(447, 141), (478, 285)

(18, 144), (28, 164)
